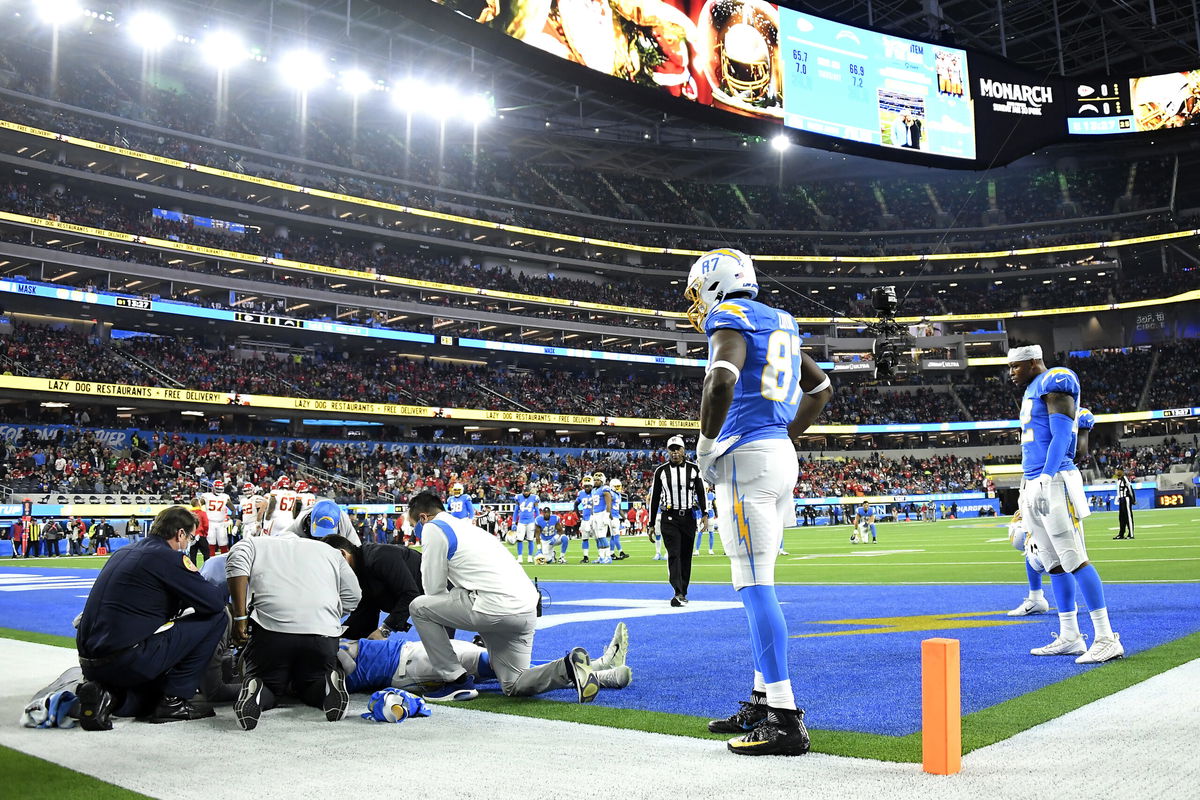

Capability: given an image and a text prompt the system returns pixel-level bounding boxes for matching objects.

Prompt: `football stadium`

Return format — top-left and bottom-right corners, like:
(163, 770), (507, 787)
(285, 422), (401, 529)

(0, 0), (1197, 796)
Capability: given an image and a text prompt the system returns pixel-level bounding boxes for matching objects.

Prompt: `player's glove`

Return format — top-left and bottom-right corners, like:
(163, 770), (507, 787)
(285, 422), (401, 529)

(696, 434), (738, 484)
(361, 689), (431, 723)
(1024, 474), (1054, 517)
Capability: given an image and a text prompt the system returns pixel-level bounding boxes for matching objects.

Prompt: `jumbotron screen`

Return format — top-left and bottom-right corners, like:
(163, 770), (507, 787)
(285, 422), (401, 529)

(1067, 69), (1200, 134)
(429, 0), (975, 159)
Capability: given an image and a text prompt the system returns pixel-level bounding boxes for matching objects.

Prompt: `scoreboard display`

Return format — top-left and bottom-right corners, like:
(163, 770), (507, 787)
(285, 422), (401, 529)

(1155, 490), (1190, 508)
(779, 10), (975, 158)
(418, 1), (1195, 164)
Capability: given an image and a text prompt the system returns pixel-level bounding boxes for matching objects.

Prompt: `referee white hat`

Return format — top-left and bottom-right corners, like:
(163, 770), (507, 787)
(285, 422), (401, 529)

(666, 435), (686, 449)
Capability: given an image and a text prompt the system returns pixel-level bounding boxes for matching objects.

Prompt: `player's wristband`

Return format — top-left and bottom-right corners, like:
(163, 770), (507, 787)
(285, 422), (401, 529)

(697, 433), (716, 454)
(378, 623), (392, 638)
(233, 615), (249, 621)
(805, 376), (832, 396)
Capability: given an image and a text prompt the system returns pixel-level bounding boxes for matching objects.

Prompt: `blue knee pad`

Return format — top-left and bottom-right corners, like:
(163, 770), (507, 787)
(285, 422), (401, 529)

(739, 584), (789, 685)
(597, 536), (610, 548)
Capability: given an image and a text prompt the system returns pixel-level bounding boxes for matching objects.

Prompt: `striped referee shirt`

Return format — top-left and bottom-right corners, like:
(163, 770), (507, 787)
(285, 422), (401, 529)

(649, 460), (708, 522)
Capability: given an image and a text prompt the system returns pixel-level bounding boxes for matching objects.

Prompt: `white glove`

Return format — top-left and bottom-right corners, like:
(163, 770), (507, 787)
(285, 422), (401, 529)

(696, 434), (738, 484)
(1024, 474), (1054, 517)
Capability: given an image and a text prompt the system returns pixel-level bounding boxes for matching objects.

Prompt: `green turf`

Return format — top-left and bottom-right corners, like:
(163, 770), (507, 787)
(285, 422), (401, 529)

(0, 746), (152, 799)
(2, 556), (110, 569)
(510, 507), (1200, 585)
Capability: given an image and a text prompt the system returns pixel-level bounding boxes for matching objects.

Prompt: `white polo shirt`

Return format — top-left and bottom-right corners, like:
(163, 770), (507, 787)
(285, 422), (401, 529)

(419, 511), (538, 617)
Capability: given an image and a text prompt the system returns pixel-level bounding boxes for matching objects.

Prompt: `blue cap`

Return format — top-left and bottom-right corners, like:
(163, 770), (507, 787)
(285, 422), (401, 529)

(311, 500), (341, 537)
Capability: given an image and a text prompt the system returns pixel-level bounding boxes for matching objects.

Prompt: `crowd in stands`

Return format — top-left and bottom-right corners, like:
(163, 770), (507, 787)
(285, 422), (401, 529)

(1089, 439), (1199, 479)
(796, 453), (988, 497)
(3, 321), (1187, 427)
(0, 35), (1182, 251)
(2, 176), (1196, 333)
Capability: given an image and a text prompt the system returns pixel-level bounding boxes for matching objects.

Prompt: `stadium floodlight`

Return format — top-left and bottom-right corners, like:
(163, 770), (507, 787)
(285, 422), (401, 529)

(33, 0), (83, 26)
(339, 68), (374, 97)
(459, 92), (494, 123)
(278, 49), (328, 92)
(770, 133), (791, 152)
(391, 78), (436, 114)
(125, 11), (174, 50)
(199, 30), (249, 70)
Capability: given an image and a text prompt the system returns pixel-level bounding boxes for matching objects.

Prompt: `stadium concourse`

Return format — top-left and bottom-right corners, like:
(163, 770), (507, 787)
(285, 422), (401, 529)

(1, 0), (1200, 797)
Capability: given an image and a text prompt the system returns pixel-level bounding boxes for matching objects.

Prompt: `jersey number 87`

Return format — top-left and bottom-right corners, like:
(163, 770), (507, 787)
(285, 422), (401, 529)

(761, 329), (804, 403)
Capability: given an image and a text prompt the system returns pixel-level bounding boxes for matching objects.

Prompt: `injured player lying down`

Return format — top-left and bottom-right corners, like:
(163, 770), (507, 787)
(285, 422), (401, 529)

(340, 622), (631, 702)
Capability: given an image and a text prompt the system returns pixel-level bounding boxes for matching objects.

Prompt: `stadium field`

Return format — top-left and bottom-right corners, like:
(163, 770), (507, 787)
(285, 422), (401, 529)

(2, 507), (1195, 778)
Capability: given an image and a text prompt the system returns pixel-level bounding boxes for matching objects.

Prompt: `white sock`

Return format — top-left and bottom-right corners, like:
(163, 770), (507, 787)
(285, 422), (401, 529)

(1090, 608), (1113, 639)
(753, 671), (766, 693)
(1029, 589), (1044, 602)
(764, 679), (796, 711)
(1058, 610), (1081, 640)
(600, 547), (610, 559)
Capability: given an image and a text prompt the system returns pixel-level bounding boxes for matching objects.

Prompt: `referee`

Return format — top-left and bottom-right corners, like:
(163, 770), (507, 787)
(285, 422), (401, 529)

(650, 435), (709, 606)
(1114, 468), (1135, 540)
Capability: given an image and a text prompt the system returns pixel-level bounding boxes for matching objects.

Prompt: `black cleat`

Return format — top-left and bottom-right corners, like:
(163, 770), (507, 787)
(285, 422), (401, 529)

(670, 594), (684, 607)
(234, 678), (264, 731)
(580, 556), (590, 564)
(77, 681), (113, 732)
(707, 695), (767, 733)
(727, 707), (811, 756)
(322, 668), (349, 721)
(147, 695), (215, 724)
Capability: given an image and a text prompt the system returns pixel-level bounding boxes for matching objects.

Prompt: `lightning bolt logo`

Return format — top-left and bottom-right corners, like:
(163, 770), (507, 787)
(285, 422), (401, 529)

(731, 462), (755, 580)
(713, 302), (750, 324)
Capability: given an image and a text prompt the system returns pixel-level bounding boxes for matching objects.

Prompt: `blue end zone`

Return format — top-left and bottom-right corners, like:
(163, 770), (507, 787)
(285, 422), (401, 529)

(4, 566), (1197, 737)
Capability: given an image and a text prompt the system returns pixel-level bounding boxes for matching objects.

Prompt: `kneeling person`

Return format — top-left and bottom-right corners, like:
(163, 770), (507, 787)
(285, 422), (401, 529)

(406, 492), (602, 702)
(225, 526), (362, 730)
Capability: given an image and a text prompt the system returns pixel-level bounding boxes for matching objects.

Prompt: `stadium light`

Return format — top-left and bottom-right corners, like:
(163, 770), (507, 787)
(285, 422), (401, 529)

(771, 133), (791, 152)
(199, 30), (249, 70)
(125, 11), (174, 50)
(278, 49), (328, 91)
(339, 69), (374, 97)
(33, 0), (83, 26)
(459, 92), (494, 123)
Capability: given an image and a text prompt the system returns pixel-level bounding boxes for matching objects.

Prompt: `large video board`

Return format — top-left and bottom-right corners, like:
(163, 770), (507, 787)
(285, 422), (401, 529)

(429, 0), (974, 159)
(1068, 69), (1200, 135)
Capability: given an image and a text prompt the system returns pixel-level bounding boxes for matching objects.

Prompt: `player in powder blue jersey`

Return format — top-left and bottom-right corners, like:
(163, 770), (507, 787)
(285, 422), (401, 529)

(447, 483), (475, 521)
(608, 478), (628, 560)
(533, 507), (566, 564)
(591, 473), (615, 564)
(1008, 405), (1093, 617)
(687, 248), (832, 756)
(575, 476), (595, 563)
(511, 486), (539, 564)
(1009, 346), (1122, 663)
(694, 488), (717, 555)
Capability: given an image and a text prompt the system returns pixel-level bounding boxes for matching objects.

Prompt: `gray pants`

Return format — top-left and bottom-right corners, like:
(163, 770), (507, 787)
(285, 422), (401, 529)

(409, 589), (569, 697)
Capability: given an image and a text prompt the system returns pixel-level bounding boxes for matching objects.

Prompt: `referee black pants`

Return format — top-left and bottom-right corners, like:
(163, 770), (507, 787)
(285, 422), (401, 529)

(661, 511), (698, 598)
(1118, 502), (1135, 538)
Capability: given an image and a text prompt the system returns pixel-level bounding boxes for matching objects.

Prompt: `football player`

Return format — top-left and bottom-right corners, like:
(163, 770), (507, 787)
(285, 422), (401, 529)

(201, 479), (233, 554)
(853, 502), (877, 544)
(512, 484), (539, 564)
(609, 478), (628, 560)
(1009, 345), (1122, 662)
(591, 472), (615, 564)
(239, 482), (267, 538)
(695, 486), (717, 555)
(533, 507), (566, 564)
(575, 475), (595, 563)
(263, 476), (300, 537)
(340, 623), (631, 699)
(448, 483), (476, 521)
(688, 248), (832, 756)
(295, 480), (318, 513)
